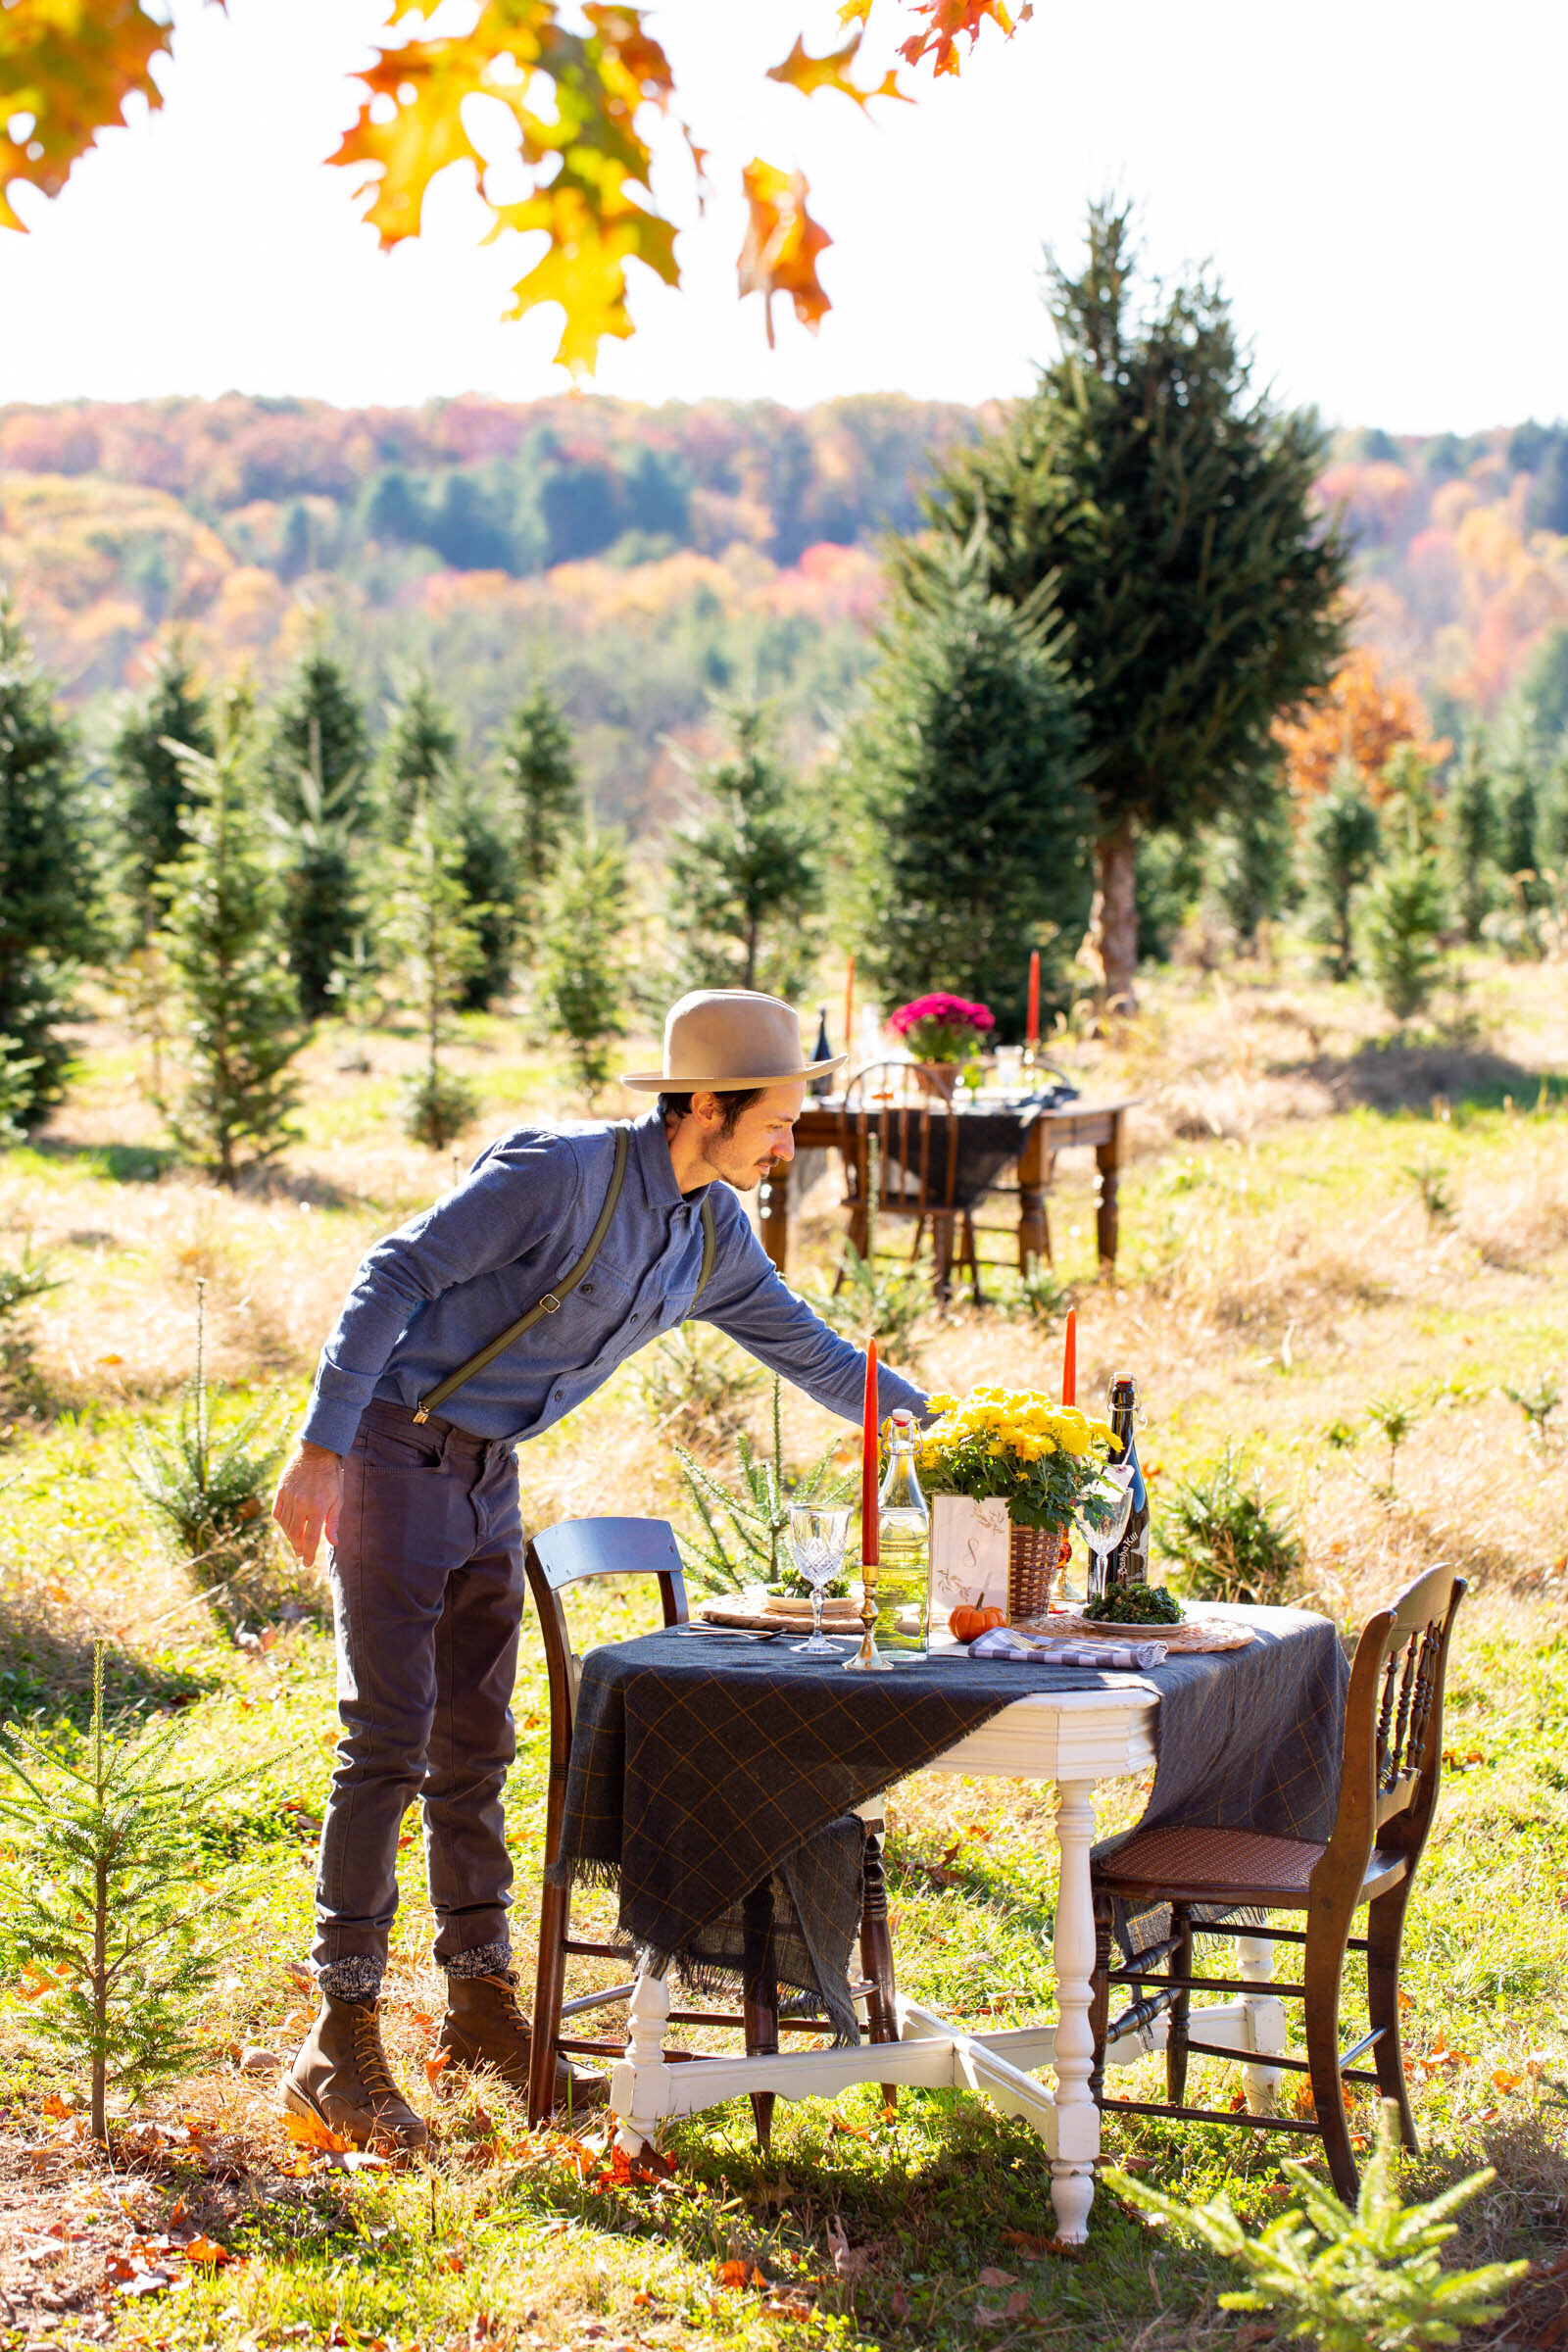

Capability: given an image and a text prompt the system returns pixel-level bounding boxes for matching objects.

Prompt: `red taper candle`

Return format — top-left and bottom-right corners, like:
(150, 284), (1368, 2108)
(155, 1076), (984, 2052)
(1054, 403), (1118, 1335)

(861, 1336), (879, 1565)
(1061, 1306), (1076, 1407)
(1026, 949), (1041, 1046)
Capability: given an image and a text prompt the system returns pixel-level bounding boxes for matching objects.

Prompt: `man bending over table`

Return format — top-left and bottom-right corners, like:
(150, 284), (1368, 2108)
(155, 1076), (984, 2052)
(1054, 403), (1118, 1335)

(272, 989), (927, 2150)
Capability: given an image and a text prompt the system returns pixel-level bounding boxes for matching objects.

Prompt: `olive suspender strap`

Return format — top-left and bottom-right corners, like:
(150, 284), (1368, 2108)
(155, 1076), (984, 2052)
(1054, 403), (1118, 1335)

(413, 1124), (716, 1425)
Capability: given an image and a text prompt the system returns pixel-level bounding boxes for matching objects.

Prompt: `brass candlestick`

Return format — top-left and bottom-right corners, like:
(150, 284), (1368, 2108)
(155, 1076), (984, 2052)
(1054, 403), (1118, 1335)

(843, 1551), (893, 1672)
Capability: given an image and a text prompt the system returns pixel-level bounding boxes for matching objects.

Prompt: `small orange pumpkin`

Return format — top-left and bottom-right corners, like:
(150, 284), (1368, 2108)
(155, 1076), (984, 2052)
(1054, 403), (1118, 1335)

(949, 1590), (1006, 1643)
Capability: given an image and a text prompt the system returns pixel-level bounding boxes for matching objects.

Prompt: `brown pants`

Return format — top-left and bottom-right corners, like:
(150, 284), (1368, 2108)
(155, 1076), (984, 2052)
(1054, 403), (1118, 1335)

(313, 1398), (525, 1999)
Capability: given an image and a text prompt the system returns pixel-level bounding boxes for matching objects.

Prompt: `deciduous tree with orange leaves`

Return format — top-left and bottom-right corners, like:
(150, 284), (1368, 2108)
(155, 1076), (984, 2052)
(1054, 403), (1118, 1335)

(1274, 646), (1450, 806)
(0, 0), (1025, 374)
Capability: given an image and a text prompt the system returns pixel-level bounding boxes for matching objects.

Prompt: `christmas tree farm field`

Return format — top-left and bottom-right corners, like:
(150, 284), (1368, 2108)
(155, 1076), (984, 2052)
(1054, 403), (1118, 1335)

(0, 956), (1562, 2352)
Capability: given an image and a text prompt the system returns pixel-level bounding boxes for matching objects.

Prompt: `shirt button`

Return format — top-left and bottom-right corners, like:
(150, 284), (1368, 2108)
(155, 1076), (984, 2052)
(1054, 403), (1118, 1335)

(581, 1281), (594, 1295)
(554, 1386), (564, 1399)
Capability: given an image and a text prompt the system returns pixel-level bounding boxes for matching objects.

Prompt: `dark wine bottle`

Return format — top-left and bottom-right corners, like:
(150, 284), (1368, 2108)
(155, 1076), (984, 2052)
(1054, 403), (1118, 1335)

(1104, 1374), (1150, 1590)
(809, 1005), (834, 1098)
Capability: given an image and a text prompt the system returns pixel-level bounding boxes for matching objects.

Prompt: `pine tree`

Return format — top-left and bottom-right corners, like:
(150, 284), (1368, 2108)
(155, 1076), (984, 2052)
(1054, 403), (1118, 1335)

(1304, 761), (1383, 978)
(539, 824), (629, 1105)
(383, 804), (482, 1151)
(261, 642), (370, 831)
(448, 777), (516, 1010)
(669, 705), (823, 999)
(496, 682), (581, 943)
(1446, 738), (1499, 942)
(1362, 852), (1447, 1022)
(843, 532), (1090, 1032)
(376, 670), (461, 845)
(110, 642), (216, 936)
(270, 743), (362, 1022)
(0, 1642), (263, 2142)
(1206, 776), (1298, 952)
(0, 599), (101, 1123)
(923, 199), (1348, 1008)
(159, 693), (306, 1184)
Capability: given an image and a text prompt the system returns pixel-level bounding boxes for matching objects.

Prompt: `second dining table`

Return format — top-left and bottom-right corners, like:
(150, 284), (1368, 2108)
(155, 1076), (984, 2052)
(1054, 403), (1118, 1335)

(550, 1604), (1348, 2244)
(760, 1095), (1139, 1280)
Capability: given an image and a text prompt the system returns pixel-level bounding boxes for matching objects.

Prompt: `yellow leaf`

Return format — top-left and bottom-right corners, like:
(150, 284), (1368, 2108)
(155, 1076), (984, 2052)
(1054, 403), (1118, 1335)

(737, 160), (832, 351)
(0, 0), (189, 233)
(765, 32), (908, 112)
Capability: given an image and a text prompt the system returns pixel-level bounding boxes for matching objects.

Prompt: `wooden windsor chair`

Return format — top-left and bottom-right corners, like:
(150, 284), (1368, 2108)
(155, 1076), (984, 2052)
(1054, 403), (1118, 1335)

(525, 1515), (902, 2143)
(1089, 1563), (1466, 2200)
(837, 1059), (981, 1305)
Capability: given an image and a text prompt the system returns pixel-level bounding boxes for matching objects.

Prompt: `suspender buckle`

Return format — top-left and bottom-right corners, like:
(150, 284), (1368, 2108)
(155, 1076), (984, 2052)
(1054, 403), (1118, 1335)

(541, 1294), (562, 1313)
(412, 1405), (429, 1424)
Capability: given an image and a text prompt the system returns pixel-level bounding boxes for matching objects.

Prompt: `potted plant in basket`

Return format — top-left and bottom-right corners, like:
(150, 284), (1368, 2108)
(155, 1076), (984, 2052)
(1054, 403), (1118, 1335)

(918, 1387), (1117, 1629)
(889, 994), (995, 1092)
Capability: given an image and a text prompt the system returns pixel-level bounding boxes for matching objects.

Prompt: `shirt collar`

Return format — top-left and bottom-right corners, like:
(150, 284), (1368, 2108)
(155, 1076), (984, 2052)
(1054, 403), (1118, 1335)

(630, 1105), (706, 1209)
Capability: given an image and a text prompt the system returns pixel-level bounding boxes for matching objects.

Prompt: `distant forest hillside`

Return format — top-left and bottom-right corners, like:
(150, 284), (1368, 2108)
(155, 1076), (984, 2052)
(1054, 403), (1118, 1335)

(1, 394), (1565, 826)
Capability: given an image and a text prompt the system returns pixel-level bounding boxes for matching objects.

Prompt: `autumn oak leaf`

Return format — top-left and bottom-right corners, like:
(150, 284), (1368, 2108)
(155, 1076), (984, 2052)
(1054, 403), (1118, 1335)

(897, 0), (1033, 77)
(737, 160), (832, 350)
(0, 0), (193, 233)
(765, 32), (909, 112)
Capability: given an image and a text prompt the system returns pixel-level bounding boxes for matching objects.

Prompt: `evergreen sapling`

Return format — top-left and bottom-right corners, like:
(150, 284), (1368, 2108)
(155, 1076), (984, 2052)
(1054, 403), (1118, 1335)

(538, 822), (629, 1105)
(1303, 761), (1382, 979)
(383, 803), (483, 1151)
(668, 704), (823, 999)
(158, 698), (306, 1183)
(0, 1642), (266, 2142)
(497, 682), (581, 950)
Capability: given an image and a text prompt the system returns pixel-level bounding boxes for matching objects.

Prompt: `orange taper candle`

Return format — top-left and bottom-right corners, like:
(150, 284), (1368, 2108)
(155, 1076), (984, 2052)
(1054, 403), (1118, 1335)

(1061, 1307), (1076, 1407)
(861, 1337), (879, 1566)
(1026, 948), (1041, 1046)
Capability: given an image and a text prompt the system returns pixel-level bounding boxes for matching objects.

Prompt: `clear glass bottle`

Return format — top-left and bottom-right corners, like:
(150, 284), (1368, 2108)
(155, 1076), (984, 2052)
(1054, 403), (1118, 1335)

(876, 1407), (930, 1653)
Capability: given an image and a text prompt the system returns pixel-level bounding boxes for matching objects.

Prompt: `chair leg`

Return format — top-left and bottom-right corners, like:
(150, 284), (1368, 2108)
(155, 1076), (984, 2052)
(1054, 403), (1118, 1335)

(1304, 1911), (1359, 2203)
(741, 1879), (779, 2153)
(858, 1822), (899, 2112)
(529, 1868), (572, 2129)
(963, 1212), (983, 1304)
(1166, 1906), (1194, 2105)
(1088, 1891), (1113, 2105)
(1366, 1883), (1419, 2153)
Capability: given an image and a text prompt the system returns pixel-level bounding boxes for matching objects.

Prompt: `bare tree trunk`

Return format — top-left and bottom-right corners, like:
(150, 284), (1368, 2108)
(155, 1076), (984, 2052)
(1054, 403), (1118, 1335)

(1090, 817), (1140, 1014)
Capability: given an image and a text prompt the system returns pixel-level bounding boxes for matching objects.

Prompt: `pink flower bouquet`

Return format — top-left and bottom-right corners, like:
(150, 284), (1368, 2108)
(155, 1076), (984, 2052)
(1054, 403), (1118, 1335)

(889, 993), (995, 1064)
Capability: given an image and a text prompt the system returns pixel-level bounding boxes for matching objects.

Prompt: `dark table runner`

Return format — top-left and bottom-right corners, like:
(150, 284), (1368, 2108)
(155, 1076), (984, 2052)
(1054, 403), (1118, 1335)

(878, 1106), (1039, 1211)
(554, 1605), (1347, 2041)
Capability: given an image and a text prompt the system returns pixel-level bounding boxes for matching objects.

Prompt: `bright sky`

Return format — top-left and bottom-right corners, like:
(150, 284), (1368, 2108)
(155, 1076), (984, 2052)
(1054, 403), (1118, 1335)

(2, 0), (1563, 432)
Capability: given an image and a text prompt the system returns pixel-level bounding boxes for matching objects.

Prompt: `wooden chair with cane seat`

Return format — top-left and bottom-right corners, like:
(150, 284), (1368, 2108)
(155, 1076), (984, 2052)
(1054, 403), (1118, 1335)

(526, 1515), (902, 2144)
(838, 1060), (981, 1305)
(1089, 1564), (1467, 2200)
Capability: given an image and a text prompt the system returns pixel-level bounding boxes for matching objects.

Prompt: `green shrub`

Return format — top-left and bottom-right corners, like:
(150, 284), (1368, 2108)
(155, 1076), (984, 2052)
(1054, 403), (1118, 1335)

(1157, 1445), (1303, 1604)
(126, 1281), (285, 1600)
(635, 1319), (763, 1456)
(398, 1064), (479, 1152)
(672, 1374), (847, 1594)
(1106, 2101), (1526, 2352)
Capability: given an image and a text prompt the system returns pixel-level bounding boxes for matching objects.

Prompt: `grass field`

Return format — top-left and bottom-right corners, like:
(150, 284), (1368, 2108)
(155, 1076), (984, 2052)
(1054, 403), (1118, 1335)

(0, 948), (1564, 2352)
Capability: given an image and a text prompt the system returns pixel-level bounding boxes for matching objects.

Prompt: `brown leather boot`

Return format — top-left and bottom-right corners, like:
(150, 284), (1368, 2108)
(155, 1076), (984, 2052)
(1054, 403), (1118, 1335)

(282, 1995), (428, 2151)
(437, 1970), (607, 2115)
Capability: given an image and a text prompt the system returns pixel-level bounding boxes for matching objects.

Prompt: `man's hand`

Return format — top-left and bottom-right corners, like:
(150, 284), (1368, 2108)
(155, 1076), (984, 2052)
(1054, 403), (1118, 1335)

(272, 1441), (345, 1568)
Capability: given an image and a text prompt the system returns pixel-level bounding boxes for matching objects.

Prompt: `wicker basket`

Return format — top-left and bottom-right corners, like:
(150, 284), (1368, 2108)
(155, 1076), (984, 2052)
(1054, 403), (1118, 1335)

(1006, 1521), (1062, 1625)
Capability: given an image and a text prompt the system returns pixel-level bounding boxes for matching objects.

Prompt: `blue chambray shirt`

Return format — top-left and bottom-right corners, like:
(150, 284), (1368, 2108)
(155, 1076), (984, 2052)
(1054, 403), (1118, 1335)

(302, 1107), (928, 1455)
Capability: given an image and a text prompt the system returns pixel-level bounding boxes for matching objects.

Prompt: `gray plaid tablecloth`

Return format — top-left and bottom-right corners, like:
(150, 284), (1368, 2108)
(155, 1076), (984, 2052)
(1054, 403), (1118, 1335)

(553, 1604), (1347, 2040)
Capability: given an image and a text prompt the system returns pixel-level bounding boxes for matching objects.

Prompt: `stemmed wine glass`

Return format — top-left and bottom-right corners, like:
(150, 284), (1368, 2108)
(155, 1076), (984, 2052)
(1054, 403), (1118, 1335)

(788, 1503), (853, 1654)
(1077, 1464), (1135, 1604)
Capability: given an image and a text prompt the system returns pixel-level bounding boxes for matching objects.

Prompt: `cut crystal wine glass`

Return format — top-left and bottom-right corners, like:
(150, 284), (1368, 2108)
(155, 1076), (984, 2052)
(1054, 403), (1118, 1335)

(788, 1504), (853, 1654)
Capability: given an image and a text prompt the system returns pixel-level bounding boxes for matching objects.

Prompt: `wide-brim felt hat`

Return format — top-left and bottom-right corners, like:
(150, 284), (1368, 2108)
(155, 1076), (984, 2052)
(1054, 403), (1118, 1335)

(622, 989), (847, 1092)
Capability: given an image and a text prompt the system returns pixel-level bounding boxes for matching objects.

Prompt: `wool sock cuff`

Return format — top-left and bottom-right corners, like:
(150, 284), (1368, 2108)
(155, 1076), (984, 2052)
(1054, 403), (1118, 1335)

(443, 1938), (513, 1981)
(318, 1954), (384, 2005)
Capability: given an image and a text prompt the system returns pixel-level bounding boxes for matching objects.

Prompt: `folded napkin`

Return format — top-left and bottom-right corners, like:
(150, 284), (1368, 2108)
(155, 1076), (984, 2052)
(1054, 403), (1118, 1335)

(968, 1624), (1168, 1670)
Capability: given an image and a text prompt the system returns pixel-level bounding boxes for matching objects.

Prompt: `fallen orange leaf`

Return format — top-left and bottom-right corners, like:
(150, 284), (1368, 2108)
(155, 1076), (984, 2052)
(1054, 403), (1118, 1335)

(425, 2050), (451, 2089)
(182, 2236), (232, 2267)
(282, 2109), (355, 2154)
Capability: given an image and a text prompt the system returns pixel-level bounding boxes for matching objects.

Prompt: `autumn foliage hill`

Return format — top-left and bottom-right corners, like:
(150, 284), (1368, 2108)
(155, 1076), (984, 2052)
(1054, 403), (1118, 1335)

(1, 397), (1566, 822)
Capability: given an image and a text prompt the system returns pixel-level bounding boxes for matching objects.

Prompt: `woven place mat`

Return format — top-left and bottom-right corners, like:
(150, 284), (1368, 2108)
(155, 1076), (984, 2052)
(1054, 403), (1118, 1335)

(698, 1598), (864, 1634)
(1014, 1607), (1255, 1654)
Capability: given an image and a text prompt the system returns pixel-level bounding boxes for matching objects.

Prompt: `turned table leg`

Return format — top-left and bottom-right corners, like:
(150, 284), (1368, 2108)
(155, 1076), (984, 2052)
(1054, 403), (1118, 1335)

(1239, 1931), (1284, 2115)
(1094, 1127), (1121, 1270)
(1050, 1782), (1100, 2246)
(1016, 1126), (1052, 1272)
(612, 1966), (671, 2157)
(759, 1158), (792, 1274)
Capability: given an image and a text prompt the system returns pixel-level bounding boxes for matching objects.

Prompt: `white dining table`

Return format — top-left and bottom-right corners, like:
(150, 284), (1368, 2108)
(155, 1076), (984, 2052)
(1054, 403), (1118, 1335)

(608, 1680), (1287, 2244)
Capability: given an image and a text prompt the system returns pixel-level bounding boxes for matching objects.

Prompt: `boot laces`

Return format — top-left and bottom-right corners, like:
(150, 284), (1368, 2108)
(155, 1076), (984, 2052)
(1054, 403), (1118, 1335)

(351, 2007), (399, 2102)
